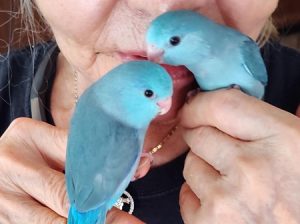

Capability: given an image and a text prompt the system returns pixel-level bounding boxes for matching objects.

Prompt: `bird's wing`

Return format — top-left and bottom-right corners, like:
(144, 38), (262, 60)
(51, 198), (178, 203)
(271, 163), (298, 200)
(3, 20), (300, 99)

(240, 39), (268, 85)
(66, 105), (143, 212)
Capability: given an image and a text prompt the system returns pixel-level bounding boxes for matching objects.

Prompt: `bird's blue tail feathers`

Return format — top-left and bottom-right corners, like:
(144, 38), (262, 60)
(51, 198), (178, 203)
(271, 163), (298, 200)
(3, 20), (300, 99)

(68, 204), (106, 224)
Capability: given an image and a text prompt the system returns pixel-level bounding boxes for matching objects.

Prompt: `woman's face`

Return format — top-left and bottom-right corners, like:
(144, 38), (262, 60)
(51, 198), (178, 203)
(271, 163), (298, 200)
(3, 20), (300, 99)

(35, 0), (278, 121)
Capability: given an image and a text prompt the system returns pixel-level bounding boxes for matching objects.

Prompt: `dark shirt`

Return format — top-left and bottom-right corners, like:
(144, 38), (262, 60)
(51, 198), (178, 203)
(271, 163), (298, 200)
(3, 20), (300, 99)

(0, 41), (300, 224)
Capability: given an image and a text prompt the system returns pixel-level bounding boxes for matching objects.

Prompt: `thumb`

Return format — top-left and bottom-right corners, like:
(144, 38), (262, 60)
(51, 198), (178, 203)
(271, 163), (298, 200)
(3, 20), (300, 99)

(180, 89), (297, 141)
(106, 207), (145, 224)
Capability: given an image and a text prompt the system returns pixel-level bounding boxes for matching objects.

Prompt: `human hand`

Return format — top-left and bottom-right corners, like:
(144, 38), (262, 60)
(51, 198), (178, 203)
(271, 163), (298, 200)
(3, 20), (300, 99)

(0, 118), (68, 224)
(0, 118), (145, 224)
(179, 89), (300, 223)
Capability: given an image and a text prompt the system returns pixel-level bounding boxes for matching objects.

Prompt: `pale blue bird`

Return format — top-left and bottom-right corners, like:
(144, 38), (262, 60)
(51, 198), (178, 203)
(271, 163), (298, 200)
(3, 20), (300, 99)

(65, 61), (173, 224)
(146, 10), (268, 99)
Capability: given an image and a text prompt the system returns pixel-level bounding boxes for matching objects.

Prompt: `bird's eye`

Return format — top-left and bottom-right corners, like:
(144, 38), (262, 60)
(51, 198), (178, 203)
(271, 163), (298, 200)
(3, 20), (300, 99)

(144, 89), (154, 98)
(169, 36), (181, 46)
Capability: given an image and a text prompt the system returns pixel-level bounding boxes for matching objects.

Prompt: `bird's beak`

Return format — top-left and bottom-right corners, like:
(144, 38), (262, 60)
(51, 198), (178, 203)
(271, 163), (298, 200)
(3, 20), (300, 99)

(147, 45), (164, 63)
(157, 97), (172, 115)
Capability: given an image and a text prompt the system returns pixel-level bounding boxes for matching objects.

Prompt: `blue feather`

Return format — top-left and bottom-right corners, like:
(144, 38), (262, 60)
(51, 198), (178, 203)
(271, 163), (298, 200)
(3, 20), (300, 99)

(68, 204), (101, 224)
(65, 61), (173, 223)
(146, 10), (268, 99)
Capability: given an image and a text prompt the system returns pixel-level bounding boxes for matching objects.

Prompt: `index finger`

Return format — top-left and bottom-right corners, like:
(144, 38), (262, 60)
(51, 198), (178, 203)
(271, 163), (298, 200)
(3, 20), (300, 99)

(4, 117), (67, 171)
(180, 89), (299, 141)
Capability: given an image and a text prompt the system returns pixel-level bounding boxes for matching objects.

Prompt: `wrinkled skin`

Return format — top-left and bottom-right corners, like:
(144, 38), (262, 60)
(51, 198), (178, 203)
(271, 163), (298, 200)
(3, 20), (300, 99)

(3, 0), (300, 224)
(180, 89), (300, 224)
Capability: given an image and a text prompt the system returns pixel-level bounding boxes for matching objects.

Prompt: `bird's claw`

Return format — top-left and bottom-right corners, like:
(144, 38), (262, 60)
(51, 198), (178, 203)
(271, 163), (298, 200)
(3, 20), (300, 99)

(228, 84), (241, 90)
(131, 153), (153, 181)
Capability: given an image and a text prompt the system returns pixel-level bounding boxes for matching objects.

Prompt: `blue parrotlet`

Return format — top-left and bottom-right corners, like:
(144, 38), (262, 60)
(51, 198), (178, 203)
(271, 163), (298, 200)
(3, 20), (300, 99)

(146, 10), (268, 99)
(65, 61), (173, 224)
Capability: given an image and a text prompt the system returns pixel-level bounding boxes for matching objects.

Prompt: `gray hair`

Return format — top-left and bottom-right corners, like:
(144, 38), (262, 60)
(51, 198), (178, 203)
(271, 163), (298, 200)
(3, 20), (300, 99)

(18, 0), (51, 45)
(257, 18), (278, 47)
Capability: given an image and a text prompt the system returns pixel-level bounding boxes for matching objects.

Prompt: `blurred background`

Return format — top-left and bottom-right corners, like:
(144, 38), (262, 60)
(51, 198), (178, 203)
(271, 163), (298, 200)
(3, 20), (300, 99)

(0, 0), (300, 53)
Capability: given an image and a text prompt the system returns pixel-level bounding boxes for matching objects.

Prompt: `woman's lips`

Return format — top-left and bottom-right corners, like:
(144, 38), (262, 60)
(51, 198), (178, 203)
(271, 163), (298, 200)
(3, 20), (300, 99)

(118, 52), (148, 62)
(160, 64), (194, 82)
(118, 52), (195, 83)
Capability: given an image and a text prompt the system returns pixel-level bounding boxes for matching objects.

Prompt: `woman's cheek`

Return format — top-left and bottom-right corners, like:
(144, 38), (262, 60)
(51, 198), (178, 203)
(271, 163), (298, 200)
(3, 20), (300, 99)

(216, 0), (278, 38)
(35, 0), (118, 41)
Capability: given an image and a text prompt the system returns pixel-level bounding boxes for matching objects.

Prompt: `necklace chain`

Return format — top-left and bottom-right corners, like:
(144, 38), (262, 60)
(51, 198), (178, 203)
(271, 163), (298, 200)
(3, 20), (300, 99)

(149, 125), (178, 155)
(73, 69), (79, 104)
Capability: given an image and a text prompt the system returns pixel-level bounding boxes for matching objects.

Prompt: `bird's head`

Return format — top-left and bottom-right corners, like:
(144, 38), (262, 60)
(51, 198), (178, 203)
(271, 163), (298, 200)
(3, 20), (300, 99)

(97, 61), (173, 129)
(146, 10), (211, 66)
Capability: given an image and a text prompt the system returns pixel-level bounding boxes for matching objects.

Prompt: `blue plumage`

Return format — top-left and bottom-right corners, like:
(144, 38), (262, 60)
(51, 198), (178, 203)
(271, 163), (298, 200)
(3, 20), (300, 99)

(65, 61), (173, 224)
(146, 10), (268, 99)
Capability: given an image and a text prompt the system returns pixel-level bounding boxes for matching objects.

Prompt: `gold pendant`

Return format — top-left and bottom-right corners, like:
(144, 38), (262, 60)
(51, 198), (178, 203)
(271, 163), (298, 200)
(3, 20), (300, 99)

(114, 191), (134, 214)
